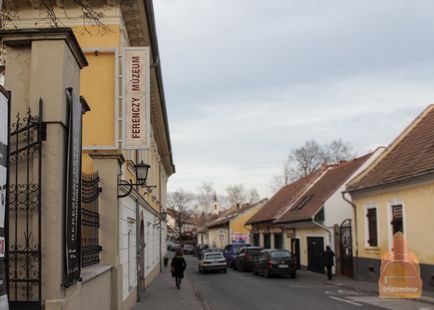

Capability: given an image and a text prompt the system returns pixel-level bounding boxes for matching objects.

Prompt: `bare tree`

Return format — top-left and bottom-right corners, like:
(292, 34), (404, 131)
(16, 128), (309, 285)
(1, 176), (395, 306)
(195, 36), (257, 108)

(167, 189), (194, 235)
(226, 184), (247, 207)
(270, 139), (356, 191)
(196, 182), (215, 214)
(289, 140), (326, 179)
(248, 188), (260, 204)
(323, 139), (355, 164)
(269, 159), (291, 193)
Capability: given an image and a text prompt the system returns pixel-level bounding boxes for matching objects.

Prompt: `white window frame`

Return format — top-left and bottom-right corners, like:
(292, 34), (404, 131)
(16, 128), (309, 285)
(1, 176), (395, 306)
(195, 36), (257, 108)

(364, 204), (380, 248)
(387, 200), (407, 251)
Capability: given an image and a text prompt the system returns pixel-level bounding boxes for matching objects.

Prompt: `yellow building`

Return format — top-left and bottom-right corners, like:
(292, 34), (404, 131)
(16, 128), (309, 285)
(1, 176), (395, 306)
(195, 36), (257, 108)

(346, 105), (434, 290)
(3, 1), (175, 309)
(207, 200), (267, 249)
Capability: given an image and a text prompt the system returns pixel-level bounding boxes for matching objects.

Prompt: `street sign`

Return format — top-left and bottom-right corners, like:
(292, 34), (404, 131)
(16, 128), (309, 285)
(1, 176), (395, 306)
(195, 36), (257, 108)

(0, 86), (10, 309)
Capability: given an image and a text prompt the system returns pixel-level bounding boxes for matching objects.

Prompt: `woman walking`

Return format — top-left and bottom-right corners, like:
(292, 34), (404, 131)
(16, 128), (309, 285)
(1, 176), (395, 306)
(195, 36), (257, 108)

(322, 246), (335, 280)
(171, 249), (187, 289)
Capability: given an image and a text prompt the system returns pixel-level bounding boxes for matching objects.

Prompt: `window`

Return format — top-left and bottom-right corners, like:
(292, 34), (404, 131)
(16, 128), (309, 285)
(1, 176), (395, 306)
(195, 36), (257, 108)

(263, 233), (271, 248)
(366, 207), (378, 247)
(293, 195), (313, 210)
(253, 233), (260, 247)
(274, 233), (283, 249)
(391, 205), (403, 234)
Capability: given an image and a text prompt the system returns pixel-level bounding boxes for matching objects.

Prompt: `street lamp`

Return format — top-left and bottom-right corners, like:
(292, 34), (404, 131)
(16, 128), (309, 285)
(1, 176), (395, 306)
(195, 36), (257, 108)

(118, 161), (154, 198)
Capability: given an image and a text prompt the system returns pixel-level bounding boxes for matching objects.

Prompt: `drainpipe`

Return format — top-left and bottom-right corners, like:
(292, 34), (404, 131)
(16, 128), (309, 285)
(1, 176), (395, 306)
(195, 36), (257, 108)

(311, 209), (332, 246)
(342, 191), (358, 280)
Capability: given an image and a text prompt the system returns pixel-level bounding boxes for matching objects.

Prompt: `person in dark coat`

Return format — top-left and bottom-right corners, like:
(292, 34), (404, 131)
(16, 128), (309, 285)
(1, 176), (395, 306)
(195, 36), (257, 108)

(171, 249), (187, 289)
(322, 246), (335, 280)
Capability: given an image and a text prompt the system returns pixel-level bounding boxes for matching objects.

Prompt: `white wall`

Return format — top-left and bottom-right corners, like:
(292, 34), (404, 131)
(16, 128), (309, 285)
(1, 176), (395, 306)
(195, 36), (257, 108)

(142, 209), (161, 278)
(119, 197), (137, 301)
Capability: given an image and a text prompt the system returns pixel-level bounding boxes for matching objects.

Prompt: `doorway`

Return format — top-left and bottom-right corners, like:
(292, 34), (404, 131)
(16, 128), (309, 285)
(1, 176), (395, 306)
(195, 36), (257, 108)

(307, 237), (324, 274)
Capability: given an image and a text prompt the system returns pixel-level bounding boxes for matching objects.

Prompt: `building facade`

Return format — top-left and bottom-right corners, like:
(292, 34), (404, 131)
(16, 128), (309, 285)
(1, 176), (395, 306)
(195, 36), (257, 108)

(2, 1), (174, 309)
(347, 105), (434, 290)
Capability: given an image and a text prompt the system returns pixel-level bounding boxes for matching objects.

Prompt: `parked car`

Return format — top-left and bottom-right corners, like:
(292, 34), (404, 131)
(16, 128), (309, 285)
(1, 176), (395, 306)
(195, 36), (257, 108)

(198, 251), (227, 273)
(223, 243), (251, 267)
(171, 243), (181, 252)
(183, 244), (195, 255)
(199, 248), (222, 259)
(194, 244), (209, 257)
(234, 246), (263, 271)
(254, 249), (297, 278)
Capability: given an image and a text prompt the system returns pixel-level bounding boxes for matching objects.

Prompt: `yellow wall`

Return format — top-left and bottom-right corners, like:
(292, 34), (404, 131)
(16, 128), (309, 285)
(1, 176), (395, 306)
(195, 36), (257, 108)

(208, 227), (229, 249)
(230, 205), (263, 242)
(352, 181), (434, 265)
(287, 226), (326, 267)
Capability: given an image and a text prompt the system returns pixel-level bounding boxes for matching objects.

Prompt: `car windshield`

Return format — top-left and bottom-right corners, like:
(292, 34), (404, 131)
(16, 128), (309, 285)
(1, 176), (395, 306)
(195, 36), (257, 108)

(205, 253), (224, 260)
(271, 251), (291, 259)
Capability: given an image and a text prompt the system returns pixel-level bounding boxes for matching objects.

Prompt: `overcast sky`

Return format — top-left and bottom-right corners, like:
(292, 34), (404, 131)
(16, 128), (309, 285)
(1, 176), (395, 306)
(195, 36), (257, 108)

(153, 0), (434, 198)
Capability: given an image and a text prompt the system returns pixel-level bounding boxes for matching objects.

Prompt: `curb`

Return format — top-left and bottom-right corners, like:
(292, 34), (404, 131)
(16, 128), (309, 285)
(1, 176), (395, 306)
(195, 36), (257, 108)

(188, 273), (213, 310)
(324, 281), (434, 306)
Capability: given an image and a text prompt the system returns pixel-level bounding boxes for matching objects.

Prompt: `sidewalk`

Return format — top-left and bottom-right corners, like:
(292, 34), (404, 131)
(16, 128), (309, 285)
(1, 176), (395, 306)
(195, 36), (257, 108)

(298, 270), (434, 306)
(133, 265), (204, 310)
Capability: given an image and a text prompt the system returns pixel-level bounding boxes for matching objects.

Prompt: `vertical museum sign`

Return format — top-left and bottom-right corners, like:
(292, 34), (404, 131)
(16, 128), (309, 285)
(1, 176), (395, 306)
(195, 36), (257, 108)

(64, 89), (82, 286)
(0, 86), (9, 309)
(123, 47), (151, 150)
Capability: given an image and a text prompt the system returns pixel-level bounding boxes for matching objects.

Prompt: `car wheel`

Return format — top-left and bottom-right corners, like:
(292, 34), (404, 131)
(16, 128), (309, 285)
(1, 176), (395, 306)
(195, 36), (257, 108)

(223, 268), (227, 273)
(199, 267), (202, 274)
(264, 268), (269, 278)
(290, 272), (296, 279)
(253, 269), (258, 276)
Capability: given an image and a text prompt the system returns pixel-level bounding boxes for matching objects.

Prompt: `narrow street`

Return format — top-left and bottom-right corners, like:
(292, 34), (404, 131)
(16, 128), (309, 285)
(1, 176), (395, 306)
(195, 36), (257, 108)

(184, 255), (434, 310)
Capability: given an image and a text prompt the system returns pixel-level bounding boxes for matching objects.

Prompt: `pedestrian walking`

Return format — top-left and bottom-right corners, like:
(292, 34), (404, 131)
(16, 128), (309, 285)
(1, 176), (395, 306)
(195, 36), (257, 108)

(171, 249), (186, 289)
(322, 246), (335, 280)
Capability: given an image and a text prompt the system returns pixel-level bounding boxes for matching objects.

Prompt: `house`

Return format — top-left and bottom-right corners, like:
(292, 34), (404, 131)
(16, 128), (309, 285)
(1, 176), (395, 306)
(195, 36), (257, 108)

(275, 150), (383, 275)
(207, 199), (268, 248)
(2, 1), (175, 309)
(346, 105), (434, 290)
(246, 150), (382, 275)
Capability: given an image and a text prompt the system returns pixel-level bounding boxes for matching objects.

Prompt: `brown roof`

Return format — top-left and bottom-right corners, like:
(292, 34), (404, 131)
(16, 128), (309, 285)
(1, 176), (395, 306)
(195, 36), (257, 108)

(348, 105), (434, 192)
(208, 199), (267, 228)
(275, 154), (372, 223)
(246, 171), (325, 225)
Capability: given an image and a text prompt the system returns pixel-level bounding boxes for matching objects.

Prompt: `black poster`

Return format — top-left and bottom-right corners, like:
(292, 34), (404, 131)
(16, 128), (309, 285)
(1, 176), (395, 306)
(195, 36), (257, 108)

(0, 86), (9, 309)
(64, 89), (82, 286)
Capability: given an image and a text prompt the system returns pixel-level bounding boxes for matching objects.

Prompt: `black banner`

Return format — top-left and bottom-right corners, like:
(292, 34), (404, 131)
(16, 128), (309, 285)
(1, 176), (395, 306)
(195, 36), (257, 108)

(64, 89), (82, 286)
(0, 87), (9, 309)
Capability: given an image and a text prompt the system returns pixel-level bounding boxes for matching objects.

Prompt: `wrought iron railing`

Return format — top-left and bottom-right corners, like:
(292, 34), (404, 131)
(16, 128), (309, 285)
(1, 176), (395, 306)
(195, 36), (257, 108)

(81, 172), (102, 268)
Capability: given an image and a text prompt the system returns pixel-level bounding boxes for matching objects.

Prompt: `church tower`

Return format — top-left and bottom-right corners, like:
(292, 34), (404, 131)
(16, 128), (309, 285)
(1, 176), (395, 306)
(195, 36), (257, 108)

(210, 192), (220, 215)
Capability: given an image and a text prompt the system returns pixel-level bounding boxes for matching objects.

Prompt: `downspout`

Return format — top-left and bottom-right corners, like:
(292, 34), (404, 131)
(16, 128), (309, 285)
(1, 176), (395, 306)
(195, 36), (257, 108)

(311, 208), (332, 245)
(342, 191), (358, 280)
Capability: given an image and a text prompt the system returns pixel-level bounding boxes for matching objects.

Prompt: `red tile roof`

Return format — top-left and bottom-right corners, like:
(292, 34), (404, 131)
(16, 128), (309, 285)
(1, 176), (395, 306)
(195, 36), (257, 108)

(275, 154), (372, 223)
(347, 105), (434, 192)
(246, 170), (325, 225)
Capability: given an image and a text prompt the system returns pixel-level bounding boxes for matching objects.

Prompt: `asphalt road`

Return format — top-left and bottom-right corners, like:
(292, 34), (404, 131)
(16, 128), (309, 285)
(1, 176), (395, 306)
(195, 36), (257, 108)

(185, 255), (433, 310)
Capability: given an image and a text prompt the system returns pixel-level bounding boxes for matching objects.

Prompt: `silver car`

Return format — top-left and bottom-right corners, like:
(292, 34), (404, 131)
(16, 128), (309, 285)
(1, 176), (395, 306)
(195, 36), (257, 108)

(198, 251), (227, 273)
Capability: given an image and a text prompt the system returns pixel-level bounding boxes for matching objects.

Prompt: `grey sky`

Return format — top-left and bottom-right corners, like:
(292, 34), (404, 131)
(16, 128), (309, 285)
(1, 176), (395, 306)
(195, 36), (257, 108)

(153, 0), (434, 197)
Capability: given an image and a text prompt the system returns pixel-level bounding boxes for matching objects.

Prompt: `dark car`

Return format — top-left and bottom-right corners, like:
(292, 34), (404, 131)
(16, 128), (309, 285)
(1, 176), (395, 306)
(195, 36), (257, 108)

(254, 249), (297, 278)
(223, 243), (251, 267)
(195, 244), (209, 257)
(183, 244), (195, 255)
(234, 246), (263, 271)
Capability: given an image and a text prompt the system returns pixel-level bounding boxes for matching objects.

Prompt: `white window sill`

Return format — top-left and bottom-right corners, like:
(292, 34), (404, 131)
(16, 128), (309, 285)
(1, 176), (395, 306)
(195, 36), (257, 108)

(81, 264), (113, 284)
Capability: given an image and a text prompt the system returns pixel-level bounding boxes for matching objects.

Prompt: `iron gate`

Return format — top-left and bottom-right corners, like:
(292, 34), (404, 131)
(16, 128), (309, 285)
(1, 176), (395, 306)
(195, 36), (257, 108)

(8, 102), (43, 309)
(340, 218), (353, 278)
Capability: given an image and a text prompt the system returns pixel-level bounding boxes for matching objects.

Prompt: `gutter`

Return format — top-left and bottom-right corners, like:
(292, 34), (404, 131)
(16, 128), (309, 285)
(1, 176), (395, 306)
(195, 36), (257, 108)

(342, 191), (359, 280)
(311, 208), (332, 246)
(143, 0), (176, 175)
